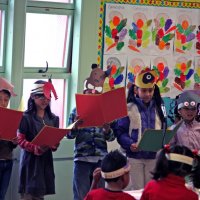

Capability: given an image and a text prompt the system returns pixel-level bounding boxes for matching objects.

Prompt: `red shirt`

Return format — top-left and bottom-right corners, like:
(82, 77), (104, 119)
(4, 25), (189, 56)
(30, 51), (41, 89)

(140, 174), (198, 200)
(84, 188), (136, 200)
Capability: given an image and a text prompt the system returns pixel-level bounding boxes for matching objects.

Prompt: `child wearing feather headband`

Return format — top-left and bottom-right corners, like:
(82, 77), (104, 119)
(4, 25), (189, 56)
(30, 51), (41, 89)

(116, 68), (166, 190)
(140, 145), (200, 200)
(17, 80), (59, 200)
(84, 150), (136, 200)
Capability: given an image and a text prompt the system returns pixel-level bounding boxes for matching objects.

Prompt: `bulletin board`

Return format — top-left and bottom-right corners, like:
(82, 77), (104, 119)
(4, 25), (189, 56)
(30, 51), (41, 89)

(97, 0), (200, 98)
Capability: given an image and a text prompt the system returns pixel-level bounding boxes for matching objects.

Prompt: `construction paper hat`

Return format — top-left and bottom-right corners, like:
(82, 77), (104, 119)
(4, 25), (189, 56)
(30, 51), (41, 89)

(31, 80), (58, 100)
(177, 90), (200, 109)
(135, 68), (157, 88)
(0, 77), (17, 96)
(83, 63), (111, 94)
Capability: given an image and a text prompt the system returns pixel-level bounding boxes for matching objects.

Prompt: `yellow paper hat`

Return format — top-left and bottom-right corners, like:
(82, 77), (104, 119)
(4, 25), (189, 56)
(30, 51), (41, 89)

(135, 68), (157, 88)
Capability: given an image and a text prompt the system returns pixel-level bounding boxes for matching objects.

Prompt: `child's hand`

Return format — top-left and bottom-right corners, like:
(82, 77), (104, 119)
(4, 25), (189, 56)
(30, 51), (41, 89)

(130, 143), (138, 152)
(73, 115), (83, 130)
(11, 137), (18, 145)
(102, 123), (111, 134)
(90, 167), (102, 190)
(93, 167), (101, 183)
(39, 145), (49, 152)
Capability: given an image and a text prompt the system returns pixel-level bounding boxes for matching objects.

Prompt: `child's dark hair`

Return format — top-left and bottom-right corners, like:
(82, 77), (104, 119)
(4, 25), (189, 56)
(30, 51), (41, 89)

(0, 89), (11, 98)
(25, 80), (54, 118)
(127, 84), (165, 125)
(191, 154), (200, 189)
(101, 150), (127, 183)
(152, 145), (194, 180)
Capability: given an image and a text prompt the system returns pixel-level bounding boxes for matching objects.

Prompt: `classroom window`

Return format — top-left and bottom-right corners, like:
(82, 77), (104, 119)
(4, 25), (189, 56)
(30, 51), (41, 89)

(23, 1), (74, 127)
(0, 8), (5, 69)
(31, 0), (73, 3)
(24, 13), (70, 68)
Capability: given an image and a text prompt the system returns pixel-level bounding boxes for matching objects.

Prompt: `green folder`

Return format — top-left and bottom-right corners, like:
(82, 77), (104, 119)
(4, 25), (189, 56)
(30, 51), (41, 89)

(137, 121), (182, 152)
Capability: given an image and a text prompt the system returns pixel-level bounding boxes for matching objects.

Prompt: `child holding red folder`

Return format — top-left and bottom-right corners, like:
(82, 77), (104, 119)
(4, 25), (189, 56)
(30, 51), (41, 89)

(67, 64), (115, 200)
(17, 80), (59, 200)
(0, 77), (17, 200)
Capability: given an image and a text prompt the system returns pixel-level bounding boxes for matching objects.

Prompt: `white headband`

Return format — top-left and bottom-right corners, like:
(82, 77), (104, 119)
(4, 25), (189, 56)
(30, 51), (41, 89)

(166, 153), (193, 165)
(101, 164), (130, 179)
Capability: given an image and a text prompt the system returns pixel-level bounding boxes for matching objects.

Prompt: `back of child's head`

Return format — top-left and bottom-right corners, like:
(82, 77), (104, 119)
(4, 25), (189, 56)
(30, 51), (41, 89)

(101, 150), (129, 183)
(152, 145), (194, 180)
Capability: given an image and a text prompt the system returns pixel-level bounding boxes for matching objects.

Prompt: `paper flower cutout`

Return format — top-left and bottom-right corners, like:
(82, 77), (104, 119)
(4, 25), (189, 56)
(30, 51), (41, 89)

(106, 64), (124, 90)
(105, 15), (127, 52)
(128, 14), (152, 53)
(153, 62), (170, 93)
(175, 17), (196, 54)
(196, 25), (200, 55)
(173, 58), (194, 91)
(152, 16), (175, 51)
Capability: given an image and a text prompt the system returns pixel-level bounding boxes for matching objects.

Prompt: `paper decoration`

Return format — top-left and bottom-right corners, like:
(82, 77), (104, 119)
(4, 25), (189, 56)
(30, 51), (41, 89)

(104, 9), (128, 53)
(152, 57), (170, 94)
(103, 55), (127, 91)
(0, 107), (23, 140)
(173, 56), (194, 91)
(194, 57), (200, 83)
(128, 12), (152, 54)
(174, 10), (197, 55)
(152, 9), (176, 55)
(75, 87), (127, 127)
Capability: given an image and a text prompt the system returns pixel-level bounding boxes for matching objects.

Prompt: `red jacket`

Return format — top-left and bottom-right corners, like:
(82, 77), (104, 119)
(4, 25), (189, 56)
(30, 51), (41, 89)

(84, 188), (136, 200)
(140, 174), (198, 200)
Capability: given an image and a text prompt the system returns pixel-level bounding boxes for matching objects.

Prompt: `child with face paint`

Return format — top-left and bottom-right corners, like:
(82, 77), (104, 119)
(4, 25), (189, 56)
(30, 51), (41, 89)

(0, 77), (17, 200)
(17, 80), (59, 200)
(170, 91), (200, 152)
(116, 68), (166, 190)
(84, 150), (136, 200)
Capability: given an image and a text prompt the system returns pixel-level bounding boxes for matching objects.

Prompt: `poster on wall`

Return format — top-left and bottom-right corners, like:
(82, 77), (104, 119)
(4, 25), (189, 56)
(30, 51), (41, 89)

(151, 7), (176, 56)
(104, 4), (128, 54)
(99, 0), (200, 97)
(126, 5), (153, 55)
(103, 54), (127, 92)
(151, 55), (172, 97)
(174, 9), (198, 56)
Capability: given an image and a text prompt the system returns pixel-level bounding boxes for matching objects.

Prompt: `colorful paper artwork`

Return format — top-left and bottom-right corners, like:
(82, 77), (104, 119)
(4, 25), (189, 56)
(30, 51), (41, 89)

(103, 55), (126, 91)
(173, 57), (194, 91)
(152, 12), (175, 54)
(194, 57), (200, 83)
(104, 10), (127, 53)
(128, 12), (152, 53)
(196, 25), (200, 55)
(152, 57), (170, 94)
(174, 14), (196, 55)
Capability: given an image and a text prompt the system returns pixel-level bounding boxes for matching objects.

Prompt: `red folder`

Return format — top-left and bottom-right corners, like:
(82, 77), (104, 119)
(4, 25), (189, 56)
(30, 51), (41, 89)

(31, 122), (76, 146)
(76, 87), (127, 127)
(0, 107), (23, 140)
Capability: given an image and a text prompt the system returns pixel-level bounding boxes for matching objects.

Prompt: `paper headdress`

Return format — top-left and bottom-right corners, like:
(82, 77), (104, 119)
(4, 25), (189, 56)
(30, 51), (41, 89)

(31, 80), (58, 100)
(166, 153), (193, 166)
(177, 90), (200, 109)
(135, 68), (157, 88)
(0, 77), (17, 96)
(101, 163), (131, 179)
(83, 63), (111, 94)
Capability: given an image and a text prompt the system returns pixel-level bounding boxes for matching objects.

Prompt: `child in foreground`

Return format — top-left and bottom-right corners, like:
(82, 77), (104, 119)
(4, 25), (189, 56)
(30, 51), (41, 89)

(84, 150), (136, 200)
(140, 145), (200, 200)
